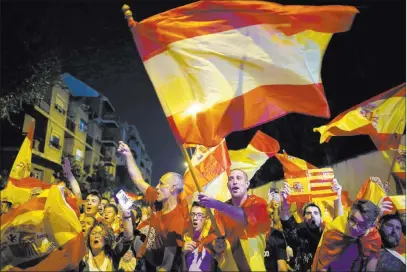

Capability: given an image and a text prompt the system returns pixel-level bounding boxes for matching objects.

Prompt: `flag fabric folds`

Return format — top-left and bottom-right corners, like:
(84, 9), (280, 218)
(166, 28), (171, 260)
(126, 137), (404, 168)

(0, 185), (85, 271)
(314, 83), (406, 150)
(9, 121), (35, 180)
(229, 131), (280, 180)
(356, 177), (388, 205)
(127, 1), (359, 146)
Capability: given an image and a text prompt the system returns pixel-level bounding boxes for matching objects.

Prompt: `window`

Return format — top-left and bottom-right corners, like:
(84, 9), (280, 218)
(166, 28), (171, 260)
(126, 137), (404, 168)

(54, 94), (66, 115)
(32, 168), (44, 180)
(49, 132), (61, 149)
(79, 119), (88, 133)
(76, 149), (83, 161)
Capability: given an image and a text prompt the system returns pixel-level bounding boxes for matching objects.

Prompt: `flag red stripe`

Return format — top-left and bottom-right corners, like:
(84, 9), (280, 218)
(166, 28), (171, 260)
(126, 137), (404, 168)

(249, 131), (280, 157)
(310, 186), (332, 191)
(310, 179), (334, 184)
(1, 197), (46, 225)
(311, 192), (338, 198)
(8, 177), (52, 190)
(132, 1), (358, 61)
(168, 83), (329, 146)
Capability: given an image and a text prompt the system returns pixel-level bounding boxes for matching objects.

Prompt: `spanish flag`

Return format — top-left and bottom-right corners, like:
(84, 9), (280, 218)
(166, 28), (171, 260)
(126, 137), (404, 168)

(388, 144), (406, 180)
(0, 185), (85, 271)
(356, 177), (387, 205)
(125, 1), (358, 147)
(9, 120), (35, 180)
(314, 83), (406, 151)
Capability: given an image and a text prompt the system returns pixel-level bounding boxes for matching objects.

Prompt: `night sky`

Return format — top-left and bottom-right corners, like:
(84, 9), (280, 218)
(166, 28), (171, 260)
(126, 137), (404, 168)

(1, 0), (405, 185)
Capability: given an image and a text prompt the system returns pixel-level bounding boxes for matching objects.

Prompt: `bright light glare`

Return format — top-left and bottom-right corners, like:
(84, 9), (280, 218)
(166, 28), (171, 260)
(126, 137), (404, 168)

(185, 103), (202, 116)
(184, 162), (188, 167)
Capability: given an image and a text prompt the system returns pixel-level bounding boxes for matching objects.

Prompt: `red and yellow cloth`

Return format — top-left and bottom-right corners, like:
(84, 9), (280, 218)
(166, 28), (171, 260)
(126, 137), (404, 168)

(209, 195), (270, 271)
(0, 185), (85, 271)
(312, 212), (382, 271)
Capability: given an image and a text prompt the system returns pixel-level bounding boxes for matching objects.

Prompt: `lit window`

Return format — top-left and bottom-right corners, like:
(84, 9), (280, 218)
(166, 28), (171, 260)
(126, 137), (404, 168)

(79, 119), (88, 133)
(49, 132), (61, 149)
(76, 149), (83, 161)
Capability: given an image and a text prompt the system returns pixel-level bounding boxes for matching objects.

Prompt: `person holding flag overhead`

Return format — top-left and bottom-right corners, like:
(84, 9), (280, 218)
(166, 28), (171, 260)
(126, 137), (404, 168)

(117, 141), (188, 272)
(198, 169), (270, 271)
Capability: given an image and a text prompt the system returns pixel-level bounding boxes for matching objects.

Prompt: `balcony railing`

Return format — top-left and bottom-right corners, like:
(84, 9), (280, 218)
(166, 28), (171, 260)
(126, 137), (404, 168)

(66, 118), (76, 132)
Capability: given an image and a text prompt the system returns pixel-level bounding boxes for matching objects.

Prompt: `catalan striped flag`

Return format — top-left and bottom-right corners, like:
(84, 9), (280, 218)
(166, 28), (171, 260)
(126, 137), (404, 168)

(285, 168), (337, 203)
(314, 83), (406, 151)
(126, 1), (358, 147)
(0, 185), (85, 271)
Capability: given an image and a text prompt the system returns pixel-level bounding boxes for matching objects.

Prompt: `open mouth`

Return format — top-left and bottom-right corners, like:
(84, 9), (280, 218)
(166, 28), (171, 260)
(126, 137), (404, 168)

(93, 239), (100, 245)
(192, 221), (198, 227)
(231, 186), (239, 193)
(86, 206), (92, 212)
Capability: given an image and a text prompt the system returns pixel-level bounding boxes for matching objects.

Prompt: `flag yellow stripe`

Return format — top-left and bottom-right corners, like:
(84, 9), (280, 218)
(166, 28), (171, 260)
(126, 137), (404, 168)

(145, 25), (331, 117)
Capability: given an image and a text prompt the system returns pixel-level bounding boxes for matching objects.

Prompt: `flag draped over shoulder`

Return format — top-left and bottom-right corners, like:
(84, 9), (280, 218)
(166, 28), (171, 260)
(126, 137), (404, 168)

(314, 83), (406, 150)
(0, 186), (85, 271)
(9, 121), (35, 180)
(127, 1), (359, 146)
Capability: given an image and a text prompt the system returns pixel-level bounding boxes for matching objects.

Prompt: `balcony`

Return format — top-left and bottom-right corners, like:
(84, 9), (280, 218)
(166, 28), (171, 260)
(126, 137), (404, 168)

(102, 154), (114, 166)
(39, 100), (50, 113)
(86, 135), (93, 146)
(66, 117), (76, 133)
(97, 112), (119, 129)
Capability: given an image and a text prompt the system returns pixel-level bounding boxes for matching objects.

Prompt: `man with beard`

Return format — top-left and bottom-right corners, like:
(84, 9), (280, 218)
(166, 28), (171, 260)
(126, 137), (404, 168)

(117, 141), (188, 272)
(376, 214), (405, 271)
(198, 169), (270, 271)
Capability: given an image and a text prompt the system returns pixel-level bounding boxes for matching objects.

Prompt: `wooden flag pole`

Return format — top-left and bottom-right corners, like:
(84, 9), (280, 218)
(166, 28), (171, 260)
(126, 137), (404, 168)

(179, 145), (223, 237)
(122, 4), (222, 237)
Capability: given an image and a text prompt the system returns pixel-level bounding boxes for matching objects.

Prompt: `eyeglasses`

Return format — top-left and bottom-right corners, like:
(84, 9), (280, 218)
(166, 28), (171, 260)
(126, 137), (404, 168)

(348, 216), (371, 232)
(90, 231), (104, 237)
(190, 212), (205, 220)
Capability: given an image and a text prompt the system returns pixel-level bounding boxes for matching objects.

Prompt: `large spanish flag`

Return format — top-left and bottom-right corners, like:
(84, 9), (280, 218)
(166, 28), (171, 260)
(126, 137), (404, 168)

(9, 120), (35, 180)
(356, 177), (388, 205)
(314, 83), (406, 150)
(125, 1), (359, 147)
(0, 186), (85, 271)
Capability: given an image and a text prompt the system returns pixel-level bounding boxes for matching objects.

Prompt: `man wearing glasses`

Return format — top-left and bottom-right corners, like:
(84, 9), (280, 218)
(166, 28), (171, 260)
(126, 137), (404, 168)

(312, 199), (382, 271)
(182, 201), (215, 272)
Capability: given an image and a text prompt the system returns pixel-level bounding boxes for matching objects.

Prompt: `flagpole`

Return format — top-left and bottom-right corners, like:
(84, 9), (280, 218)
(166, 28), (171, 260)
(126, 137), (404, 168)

(122, 5), (222, 236)
(179, 145), (222, 237)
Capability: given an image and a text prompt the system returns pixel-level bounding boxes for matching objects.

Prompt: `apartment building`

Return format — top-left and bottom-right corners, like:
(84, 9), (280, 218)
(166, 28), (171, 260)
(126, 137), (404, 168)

(116, 122), (153, 191)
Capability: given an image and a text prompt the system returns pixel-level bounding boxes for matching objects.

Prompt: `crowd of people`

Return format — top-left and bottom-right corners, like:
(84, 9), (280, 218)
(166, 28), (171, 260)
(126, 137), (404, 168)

(0, 140), (405, 272)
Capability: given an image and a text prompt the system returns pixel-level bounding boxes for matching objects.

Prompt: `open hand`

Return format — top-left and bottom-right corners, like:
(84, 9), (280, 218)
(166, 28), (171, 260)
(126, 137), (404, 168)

(378, 197), (393, 216)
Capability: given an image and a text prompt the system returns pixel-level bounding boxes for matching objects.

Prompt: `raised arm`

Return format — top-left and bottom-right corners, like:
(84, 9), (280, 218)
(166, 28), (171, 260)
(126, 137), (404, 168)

(332, 179), (344, 219)
(117, 141), (149, 194)
(62, 157), (82, 209)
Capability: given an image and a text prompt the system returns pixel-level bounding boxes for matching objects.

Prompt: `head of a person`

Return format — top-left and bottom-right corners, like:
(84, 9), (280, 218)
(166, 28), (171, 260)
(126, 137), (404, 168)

(155, 172), (184, 202)
(396, 210), (406, 235)
(347, 200), (380, 238)
(302, 203), (322, 229)
(0, 201), (12, 215)
(190, 201), (207, 232)
(84, 190), (102, 216)
(99, 197), (109, 215)
(379, 214), (403, 249)
(103, 204), (118, 225)
(87, 222), (115, 256)
(80, 216), (96, 236)
(227, 169), (250, 199)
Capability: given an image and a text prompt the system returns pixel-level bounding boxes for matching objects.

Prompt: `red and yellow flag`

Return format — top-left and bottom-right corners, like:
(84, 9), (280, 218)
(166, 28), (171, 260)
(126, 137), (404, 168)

(356, 177), (388, 205)
(0, 185), (85, 271)
(9, 120), (35, 180)
(314, 83), (406, 151)
(126, 1), (358, 146)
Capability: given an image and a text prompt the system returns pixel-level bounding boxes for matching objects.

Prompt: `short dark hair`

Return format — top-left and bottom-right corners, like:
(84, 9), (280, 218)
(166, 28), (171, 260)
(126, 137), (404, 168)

(87, 189), (102, 203)
(104, 204), (118, 214)
(101, 197), (109, 203)
(302, 203), (322, 217)
(192, 201), (206, 209)
(351, 200), (380, 226)
(379, 214), (402, 230)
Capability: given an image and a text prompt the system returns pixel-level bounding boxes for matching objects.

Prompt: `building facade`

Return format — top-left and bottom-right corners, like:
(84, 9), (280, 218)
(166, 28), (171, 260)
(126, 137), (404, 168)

(116, 122), (153, 192)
